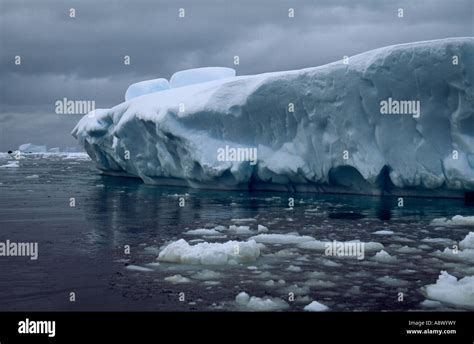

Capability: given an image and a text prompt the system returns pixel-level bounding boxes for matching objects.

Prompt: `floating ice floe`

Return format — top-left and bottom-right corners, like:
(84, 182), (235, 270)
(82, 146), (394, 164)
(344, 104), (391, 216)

(125, 264), (153, 272)
(184, 228), (221, 236)
(263, 279), (286, 287)
(285, 265), (302, 272)
(376, 276), (409, 287)
(298, 239), (384, 253)
(373, 250), (397, 263)
(228, 225), (254, 235)
(421, 237), (453, 244)
(164, 274), (191, 284)
(460, 232), (474, 249)
(304, 300), (329, 312)
(419, 299), (443, 308)
(422, 271), (474, 309)
(430, 215), (474, 227)
(231, 218), (256, 223)
(249, 233), (315, 244)
(432, 231), (474, 263)
(235, 292), (289, 311)
(283, 284), (310, 296)
(0, 161), (19, 168)
(158, 239), (260, 265)
(191, 270), (222, 280)
(372, 230), (394, 235)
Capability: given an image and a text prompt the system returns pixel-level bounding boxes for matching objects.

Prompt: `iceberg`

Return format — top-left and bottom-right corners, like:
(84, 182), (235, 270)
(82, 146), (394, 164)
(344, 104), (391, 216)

(73, 38), (474, 197)
(18, 143), (47, 153)
(125, 78), (170, 101)
(169, 67), (236, 88)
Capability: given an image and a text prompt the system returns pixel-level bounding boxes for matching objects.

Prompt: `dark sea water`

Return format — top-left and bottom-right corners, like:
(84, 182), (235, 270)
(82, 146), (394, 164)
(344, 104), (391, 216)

(0, 153), (473, 311)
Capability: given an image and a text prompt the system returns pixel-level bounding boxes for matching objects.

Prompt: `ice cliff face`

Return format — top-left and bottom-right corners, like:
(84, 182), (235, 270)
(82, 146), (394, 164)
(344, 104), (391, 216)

(72, 38), (474, 197)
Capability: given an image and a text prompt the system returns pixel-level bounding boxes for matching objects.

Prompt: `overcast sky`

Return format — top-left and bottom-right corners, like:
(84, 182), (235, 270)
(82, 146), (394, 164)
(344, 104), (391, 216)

(0, 0), (472, 150)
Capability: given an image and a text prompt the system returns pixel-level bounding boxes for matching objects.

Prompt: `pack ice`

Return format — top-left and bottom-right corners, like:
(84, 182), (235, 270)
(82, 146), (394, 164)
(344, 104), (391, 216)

(73, 38), (474, 197)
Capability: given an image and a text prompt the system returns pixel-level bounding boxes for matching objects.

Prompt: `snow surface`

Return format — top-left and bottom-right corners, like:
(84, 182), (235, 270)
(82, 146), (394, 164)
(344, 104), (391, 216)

(125, 78), (170, 101)
(73, 38), (474, 197)
(157, 239), (260, 265)
(423, 271), (474, 309)
(170, 67), (236, 88)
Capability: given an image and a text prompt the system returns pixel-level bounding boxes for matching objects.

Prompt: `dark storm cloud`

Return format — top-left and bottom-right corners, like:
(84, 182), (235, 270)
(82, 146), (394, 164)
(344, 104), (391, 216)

(0, 0), (472, 150)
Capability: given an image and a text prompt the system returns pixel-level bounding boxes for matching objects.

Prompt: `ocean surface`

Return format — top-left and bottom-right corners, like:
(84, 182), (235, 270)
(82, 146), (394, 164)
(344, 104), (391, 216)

(0, 153), (472, 311)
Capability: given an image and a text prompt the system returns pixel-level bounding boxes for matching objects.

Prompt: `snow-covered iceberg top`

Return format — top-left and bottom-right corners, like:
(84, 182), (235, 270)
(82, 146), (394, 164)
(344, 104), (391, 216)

(124, 67), (236, 101)
(169, 67), (236, 88)
(73, 38), (474, 197)
(125, 78), (170, 101)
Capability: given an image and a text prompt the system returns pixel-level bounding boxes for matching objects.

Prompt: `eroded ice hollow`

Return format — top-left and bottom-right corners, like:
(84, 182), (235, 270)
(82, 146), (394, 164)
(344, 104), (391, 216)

(73, 38), (474, 198)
